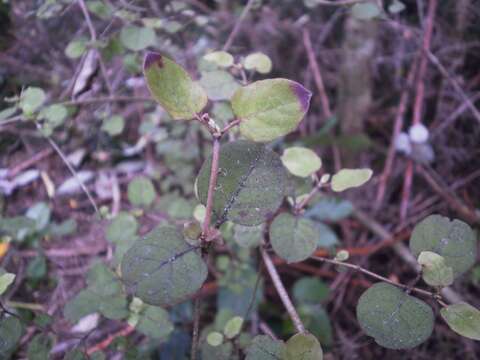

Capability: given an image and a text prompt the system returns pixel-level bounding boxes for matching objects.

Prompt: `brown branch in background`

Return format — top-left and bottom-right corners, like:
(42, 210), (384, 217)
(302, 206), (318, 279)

(400, 0), (438, 221)
(87, 325), (134, 355)
(260, 248), (306, 333)
(222, 0), (256, 51)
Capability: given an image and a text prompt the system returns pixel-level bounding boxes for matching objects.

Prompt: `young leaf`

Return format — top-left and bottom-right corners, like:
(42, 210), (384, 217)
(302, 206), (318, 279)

(101, 115), (125, 136)
(231, 78), (311, 142)
(223, 316), (244, 339)
(203, 51), (234, 68)
(356, 282), (434, 349)
(305, 197), (353, 222)
(440, 302), (480, 341)
(197, 140), (288, 226)
(199, 70), (240, 101)
(270, 213), (317, 263)
(65, 38), (88, 59)
(121, 225), (208, 306)
(351, 3), (382, 20)
(281, 147), (322, 178)
(245, 335), (286, 360)
(417, 251), (454, 287)
(0, 316), (23, 355)
(127, 176), (156, 207)
(0, 268), (15, 295)
(144, 52), (208, 120)
(233, 224), (263, 248)
(409, 215), (476, 278)
(19, 87), (46, 115)
(285, 333), (323, 360)
(39, 104), (68, 127)
(207, 331), (224, 347)
(135, 305), (174, 339)
(120, 25), (155, 51)
(331, 168), (372, 192)
(244, 52), (273, 74)
(389, 0), (406, 14)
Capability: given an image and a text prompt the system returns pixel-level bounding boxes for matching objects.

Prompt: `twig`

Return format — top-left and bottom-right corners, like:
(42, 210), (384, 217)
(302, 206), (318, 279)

(61, 96), (152, 106)
(220, 118), (241, 135)
(260, 248), (305, 333)
(306, 0), (367, 5)
(201, 137), (220, 239)
(190, 297), (201, 360)
(222, 0), (256, 51)
(87, 325), (134, 355)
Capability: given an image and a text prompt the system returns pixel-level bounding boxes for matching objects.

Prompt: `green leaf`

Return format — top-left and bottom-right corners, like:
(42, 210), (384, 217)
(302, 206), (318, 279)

(233, 224), (263, 248)
(270, 213), (317, 263)
(331, 168), (372, 192)
(298, 305), (333, 347)
(417, 251), (454, 287)
(19, 87), (46, 115)
(64, 350), (87, 360)
(409, 215), (476, 278)
(199, 70), (240, 101)
(315, 222), (339, 248)
(245, 335), (286, 360)
(105, 212), (138, 264)
(351, 3), (382, 20)
(389, 0), (406, 14)
(135, 305), (174, 339)
(204, 51), (234, 68)
(26, 255), (47, 280)
(26, 334), (53, 360)
(440, 302), (480, 341)
(144, 52), (208, 120)
(207, 331), (224, 347)
(197, 140), (288, 226)
(101, 115), (125, 136)
(293, 277), (329, 304)
(26, 202), (51, 231)
(64, 262), (128, 322)
(127, 176), (156, 207)
(0, 216), (36, 241)
(121, 225), (208, 306)
(0, 107), (17, 121)
(244, 52), (272, 74)
(306, 197), (353, 222)
(65, 38), (88, 59)
(39, 104), (68, 128)
(356, 282), (434, 349)
(223, 316), (244, 339)
(0, 268), (15, 295)
(285, 333), (323, 360)
(281, 147), (322, 178)
(201, 341), (233, 360)
(120, 25), (155, 51)
(0, 316), (23, 355)
(231, 79), (311, 142)
(87, 0), (113, 19)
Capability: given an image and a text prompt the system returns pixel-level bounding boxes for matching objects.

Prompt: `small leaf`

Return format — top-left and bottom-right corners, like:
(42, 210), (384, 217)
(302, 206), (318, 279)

(121, 225), (208, 306)
(135, 305), (174, 339)
(207, 331), (224, 347)
(440, 302), (480, 341)
(351, 3), (382, 20)
(144, 52), (208, 120)
(285, 333), (323, 360)
(65, 38), (88, 59)
(27, 334), (53, 360)
(0, 107), (17, 121)
(244, 52), (272, 74)
(105, 212), (139, 265)
(231, 78), (311, 142)
(203, 51), (234, 68)
(409, 215), (476, 278)
(101, 115), (125, 136)
(39, 104), (68, 128)
(120, 25), (155, 51)
(356, 282), (434, 349)
(0, 269), (15, 295)
(306, 197), (353, 222)
(223, 316), (244, 339)
(0, 316), (23, 355)
(197, 140), (288, 226)
(334, 250), (350, 262)
(293, 277), (329, 304)
(199, 70), (240, 101)
(19, 87), (45, 115)
(331, 168), (372, 192)
(418, 251), (454, 287)
(270, 213), (317, 263)
(233, 224), (263, 248)
(127, 176), (156, 207)
(281, 147), (322, 178)
(245, 335), (286, 360)
(389, 0), (406, 14)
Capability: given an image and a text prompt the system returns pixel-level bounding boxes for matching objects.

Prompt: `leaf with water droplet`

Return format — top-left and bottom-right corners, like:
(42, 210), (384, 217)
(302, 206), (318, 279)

(121, 225), (208, 306)
(409, 215), (476, 278)
(285, 333), (323, 360)
(417, 251), (453, 287)
(270, 213), (317, 263)
(231, 79), (311, 142)
(245, 335), (286, 360)
(356, 282), (434, 349)
(440, 302), (480, 341)
(197, 141), (288, 226)
(144, 52), (207, 120)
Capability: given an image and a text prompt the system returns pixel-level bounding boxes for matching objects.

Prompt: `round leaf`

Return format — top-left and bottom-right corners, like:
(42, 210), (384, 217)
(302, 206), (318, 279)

(245, 335), (286, 360)
(270, 213), (317, 263)
(20, 87), (46, 115)
(244, 52), (272, 74)
(351, 3), (382, 20)
(101, 115), (125, 136)
(231, 78), (311, 142)
(120, 25), (155, 51)
(223, 316), (244, 339)
(440, 302), (480, 341)
(121, 225), (208, 306)
(331, 168), (372, 192)
(285, 333), (323, 360)
(233, 224), (263, 248)
(409, 215), (476, 278)
(417, 251), (454, 287)
(0, 316), (23, 355)
(199, 70), (240, 101)
(207, 331), (224, 347)
(203, 51), (234, 68)
(135, 306), (174, 339)
(197, 140), (288, 226)
(40, 104), (68, 127)
(127, 176), (156, 206)
(65, 38), (88, 59)
(281, 147), (322, 178)
(144, 52), (208, 120)
(356, 282), (434, 349)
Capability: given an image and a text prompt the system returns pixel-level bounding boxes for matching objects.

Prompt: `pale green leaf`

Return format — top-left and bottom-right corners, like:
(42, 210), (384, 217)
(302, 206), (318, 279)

(281, 147), (321, 178)
(418, 251), (454, 287)
(331, 168), (372, 192)
(204, 51), (234, 68)
(244, 52), (272, 74)
(389, 0), (406, 14)
(356, 282), (434, 349)
(197, 141), (288, 226)
(223, 316), (244, 339)
(135, 305), (174, 339)
(127, 176), (156, 206)
(440, 302), (480, 341)
(26, 202), (51, 231)
(409, 215), (476, 278)
(199, 70), (240, 101)
(306, 197), (353, 222)
(0, 269), (15, 295)
(65, 38), (88, 59)
(351, 3), (382, 20)
(0, 107), (17, 121)
(0, 316), (23, 355)
(285, 333), (323, 360)
(334, 250), (350, 262)
(120, 26), (155, 51)
(231, 78), (311, 142)
(19, 87), (46, 115)
(245, 335), (286, 360)
(207, 331), (224, 347)
(270, 213), (317, 263)
(39, 104), (68, 127)
(121, 225), (208, 306)
(101, 115), (124, 136)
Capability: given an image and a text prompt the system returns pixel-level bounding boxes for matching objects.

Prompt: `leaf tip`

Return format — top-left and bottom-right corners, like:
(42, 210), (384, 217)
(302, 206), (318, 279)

(144, 52), (163, 70)
(290, 81), (312, 113)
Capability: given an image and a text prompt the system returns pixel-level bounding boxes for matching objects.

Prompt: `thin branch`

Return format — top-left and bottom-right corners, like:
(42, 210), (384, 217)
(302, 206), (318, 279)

(61, 96), (153, 106)
(306, 0), (367, 5)
(220, 118), (241, 135)
(201, 137), (220, 238)
(260, 248), (305, 333)
(222, 0), (256, 51)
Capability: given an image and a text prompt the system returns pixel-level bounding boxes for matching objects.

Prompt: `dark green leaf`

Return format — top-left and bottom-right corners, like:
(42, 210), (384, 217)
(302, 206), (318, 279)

(127, 176), (156, 207)
(135, 305), (174, 339)
(245, 335), (285, 360)
(293, 277), (329, 304)
(0, 316), (23, 356)
(26, 334), (53, 360)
